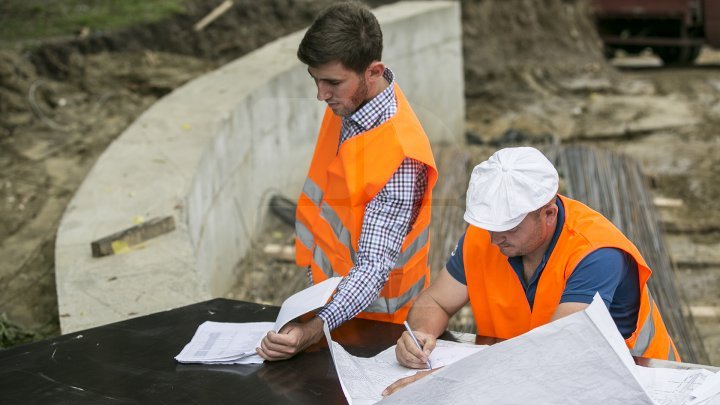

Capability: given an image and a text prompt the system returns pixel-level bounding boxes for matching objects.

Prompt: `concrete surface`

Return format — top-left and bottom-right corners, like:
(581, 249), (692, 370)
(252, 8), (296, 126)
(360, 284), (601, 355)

(54, 1), (464, 333)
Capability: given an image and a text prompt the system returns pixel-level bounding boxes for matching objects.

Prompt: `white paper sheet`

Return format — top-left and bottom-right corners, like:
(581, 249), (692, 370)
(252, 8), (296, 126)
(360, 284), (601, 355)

(273, 277), (341, 332)
(428, 340), (487, 369)
(175, 277), (341, 364)
(585, 292), (640, 375)
(325, 326), (487, 404)
(690, 370), (720, 404)
(635, 365), (715, 405)
(378, 293), (655, 404)
(175, 321), (272, 364)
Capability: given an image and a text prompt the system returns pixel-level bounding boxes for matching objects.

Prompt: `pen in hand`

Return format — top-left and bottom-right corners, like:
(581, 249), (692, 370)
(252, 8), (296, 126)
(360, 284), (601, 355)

(403, 321), (432, 369)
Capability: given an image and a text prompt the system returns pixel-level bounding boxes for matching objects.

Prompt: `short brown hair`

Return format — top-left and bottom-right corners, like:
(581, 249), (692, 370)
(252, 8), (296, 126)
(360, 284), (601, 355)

(297, 1), (383, 73)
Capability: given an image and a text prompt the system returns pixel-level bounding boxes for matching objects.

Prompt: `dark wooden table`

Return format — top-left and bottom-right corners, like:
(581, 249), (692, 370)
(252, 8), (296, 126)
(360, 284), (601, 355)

(1, 298), (715, 404)
(0, 299), (409, 404)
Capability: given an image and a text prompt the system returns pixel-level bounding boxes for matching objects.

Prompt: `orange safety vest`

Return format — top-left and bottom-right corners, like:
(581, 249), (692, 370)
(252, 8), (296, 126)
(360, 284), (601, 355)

(463, 194), (680, 361)
(295, 83), (438, 323)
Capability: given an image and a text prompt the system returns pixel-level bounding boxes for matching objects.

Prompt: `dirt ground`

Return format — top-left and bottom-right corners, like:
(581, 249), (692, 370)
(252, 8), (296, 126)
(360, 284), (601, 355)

(1, 0), (718, 365)
(0, 0), (370, 338)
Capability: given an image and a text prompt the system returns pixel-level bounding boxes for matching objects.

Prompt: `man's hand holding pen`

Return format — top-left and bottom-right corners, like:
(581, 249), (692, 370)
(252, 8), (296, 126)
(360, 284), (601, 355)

(396, 321), (436, 369)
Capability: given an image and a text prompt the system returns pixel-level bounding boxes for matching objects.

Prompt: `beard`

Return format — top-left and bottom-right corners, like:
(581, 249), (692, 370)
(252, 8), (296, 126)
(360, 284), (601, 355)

(334, 75), (369, 117)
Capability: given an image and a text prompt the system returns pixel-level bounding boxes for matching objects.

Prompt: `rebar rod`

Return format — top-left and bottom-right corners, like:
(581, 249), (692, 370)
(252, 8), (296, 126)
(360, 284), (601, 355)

(557, 145), (708, 364)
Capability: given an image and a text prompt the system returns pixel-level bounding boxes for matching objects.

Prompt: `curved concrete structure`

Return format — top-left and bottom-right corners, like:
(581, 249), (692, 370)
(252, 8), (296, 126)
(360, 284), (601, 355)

(55, 1), (464, 333)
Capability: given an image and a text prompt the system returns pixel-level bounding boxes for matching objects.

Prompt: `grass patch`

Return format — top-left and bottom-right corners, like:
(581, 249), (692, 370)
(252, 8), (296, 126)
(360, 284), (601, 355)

(0, 312), (59, 349)
(0, 0), (187, 42)
(0, 313), (39, 349)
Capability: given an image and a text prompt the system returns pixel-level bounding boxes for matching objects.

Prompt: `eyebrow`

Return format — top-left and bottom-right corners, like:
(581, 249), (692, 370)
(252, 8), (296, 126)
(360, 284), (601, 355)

(307, 68), (344, 83)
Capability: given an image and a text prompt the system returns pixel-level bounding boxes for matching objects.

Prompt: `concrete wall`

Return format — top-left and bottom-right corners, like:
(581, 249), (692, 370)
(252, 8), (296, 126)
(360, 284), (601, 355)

(55, 1), (464, 333)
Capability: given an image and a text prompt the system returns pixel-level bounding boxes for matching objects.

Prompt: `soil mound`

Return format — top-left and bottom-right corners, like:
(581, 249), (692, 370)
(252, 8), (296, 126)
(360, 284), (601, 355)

(462, 0), (610, 97)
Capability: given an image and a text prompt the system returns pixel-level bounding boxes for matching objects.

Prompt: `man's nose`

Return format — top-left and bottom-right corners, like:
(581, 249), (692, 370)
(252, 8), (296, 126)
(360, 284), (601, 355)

(316, 83), (331, 101)
(489, 231), (504, 245)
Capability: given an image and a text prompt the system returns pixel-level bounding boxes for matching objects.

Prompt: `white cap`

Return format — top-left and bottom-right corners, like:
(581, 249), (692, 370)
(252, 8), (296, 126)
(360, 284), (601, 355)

(464, 147), (558, 232)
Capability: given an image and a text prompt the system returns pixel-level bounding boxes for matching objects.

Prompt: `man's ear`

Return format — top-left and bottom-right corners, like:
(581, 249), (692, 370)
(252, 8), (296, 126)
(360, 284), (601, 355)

(365, 61), (385, 82)
(545, 203), (559, 225)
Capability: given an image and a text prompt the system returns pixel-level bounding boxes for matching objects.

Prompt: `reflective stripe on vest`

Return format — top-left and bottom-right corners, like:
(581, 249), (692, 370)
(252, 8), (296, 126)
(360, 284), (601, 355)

(310, 214), (429, 282)
(320, 202), (357, 264)
(364, 275), (426, 314)
(363, 228), (430, 314)
(394, 227), (430, 268)
(630, 292), (656, 357)
(313, 244), (341, 278)
(301, 175), (360, 266)
(296, 178), (323, 253)
(303, 178), (324, 206)
(295, 219), (314, 251)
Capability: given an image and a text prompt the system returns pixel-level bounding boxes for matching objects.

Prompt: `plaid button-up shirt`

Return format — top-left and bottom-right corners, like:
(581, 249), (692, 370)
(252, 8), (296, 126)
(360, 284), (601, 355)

(315, 68), (428, 329)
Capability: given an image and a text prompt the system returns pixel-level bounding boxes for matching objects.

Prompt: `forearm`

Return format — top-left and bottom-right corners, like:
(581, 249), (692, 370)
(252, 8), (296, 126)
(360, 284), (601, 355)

(407, 268), (469, 337)
(407, 292), (451, 337)
(317, 261), (388, 329)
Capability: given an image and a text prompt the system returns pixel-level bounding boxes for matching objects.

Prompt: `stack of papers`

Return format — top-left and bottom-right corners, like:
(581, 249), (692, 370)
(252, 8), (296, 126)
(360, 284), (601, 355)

(174, 321), (273, 364)
(175, 277), (341, 364)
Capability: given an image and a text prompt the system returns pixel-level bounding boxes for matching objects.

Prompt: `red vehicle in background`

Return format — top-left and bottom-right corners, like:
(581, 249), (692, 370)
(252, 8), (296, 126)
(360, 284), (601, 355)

(591, 0), (720, 64)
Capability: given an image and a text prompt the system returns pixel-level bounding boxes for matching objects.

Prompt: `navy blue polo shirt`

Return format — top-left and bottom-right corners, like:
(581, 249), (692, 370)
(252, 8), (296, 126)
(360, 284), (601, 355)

(447, 197), (640, 338)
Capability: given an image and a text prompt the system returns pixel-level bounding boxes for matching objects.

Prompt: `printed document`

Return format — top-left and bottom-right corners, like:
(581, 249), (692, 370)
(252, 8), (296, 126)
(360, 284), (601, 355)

(688, 370), (720, 404)
(174, 321), (272, 364)
(374, 293), (720, 405)
(324, 323), (486, 404)
(175, 277), (341, 364)
(635, 366), (719, 405)
(378, 293), (655, 404)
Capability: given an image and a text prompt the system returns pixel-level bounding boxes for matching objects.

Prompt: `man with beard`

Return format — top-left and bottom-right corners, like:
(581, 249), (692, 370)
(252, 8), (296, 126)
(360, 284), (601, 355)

(257, 1), (438, 361)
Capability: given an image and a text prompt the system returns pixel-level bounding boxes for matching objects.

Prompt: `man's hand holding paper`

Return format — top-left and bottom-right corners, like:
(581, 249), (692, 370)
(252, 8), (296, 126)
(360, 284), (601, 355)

(175, 277), (340, 364)
(257, 317), (326, 361)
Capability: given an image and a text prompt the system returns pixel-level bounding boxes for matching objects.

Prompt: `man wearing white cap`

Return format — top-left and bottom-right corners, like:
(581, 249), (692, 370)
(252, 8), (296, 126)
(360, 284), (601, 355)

(383, 146), (678, 397)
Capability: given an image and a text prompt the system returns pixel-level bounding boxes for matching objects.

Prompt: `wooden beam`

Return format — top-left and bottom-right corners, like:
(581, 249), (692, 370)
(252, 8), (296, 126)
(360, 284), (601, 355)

(193, 0), (233, 32)
(91, 216), (176, 257)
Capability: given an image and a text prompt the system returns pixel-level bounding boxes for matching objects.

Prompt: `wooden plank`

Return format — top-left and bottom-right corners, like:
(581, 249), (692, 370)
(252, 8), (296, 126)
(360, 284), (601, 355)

(91, 216), (176, 258)
(263, 243), (295, 262)
(193, 0), (233, 32)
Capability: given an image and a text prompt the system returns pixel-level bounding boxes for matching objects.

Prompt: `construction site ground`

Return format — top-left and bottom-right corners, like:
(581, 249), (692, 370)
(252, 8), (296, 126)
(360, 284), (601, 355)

(0, 1), (718, 365)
